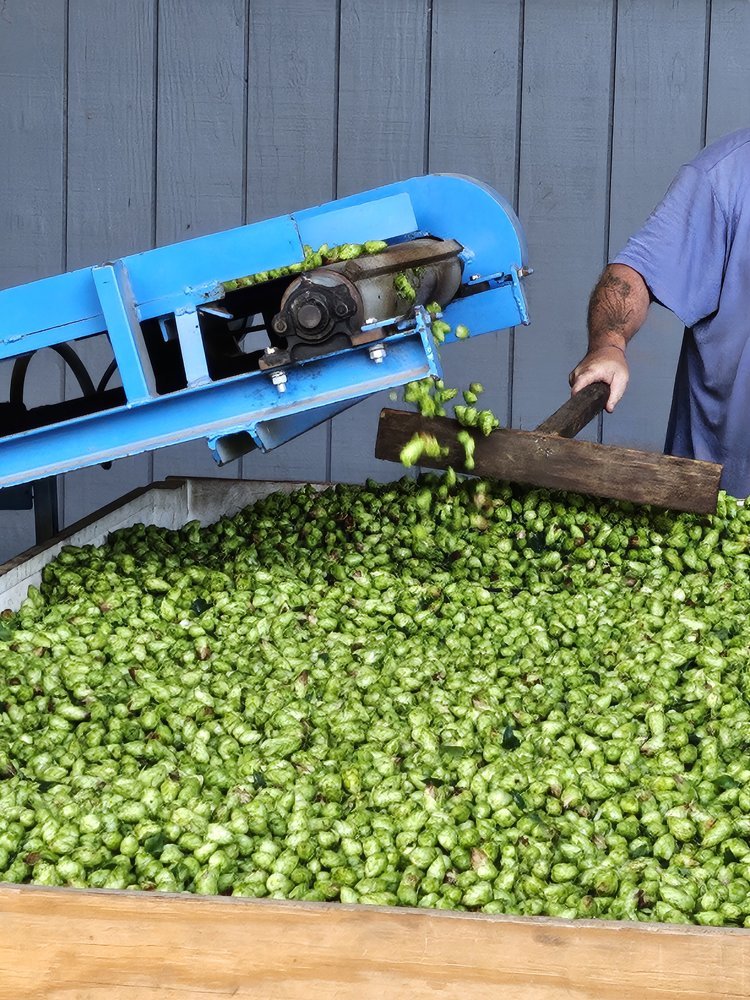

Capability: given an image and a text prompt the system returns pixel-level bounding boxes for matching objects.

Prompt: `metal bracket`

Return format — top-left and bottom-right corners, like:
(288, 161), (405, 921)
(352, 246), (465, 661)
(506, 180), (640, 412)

(174, 307), (211, 387)
(509, 265), (531, 325)
(92, 261), (157, 403)
(33, 478), (60, 543)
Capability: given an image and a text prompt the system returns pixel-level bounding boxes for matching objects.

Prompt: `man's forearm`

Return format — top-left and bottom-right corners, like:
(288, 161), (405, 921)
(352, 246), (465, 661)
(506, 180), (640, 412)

(587, 263), (650, 352)
(570, 263), (650, 410)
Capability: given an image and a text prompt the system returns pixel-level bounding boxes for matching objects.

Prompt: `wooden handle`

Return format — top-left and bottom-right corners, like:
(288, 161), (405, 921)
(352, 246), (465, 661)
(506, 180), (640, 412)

(534, 381), (610, 438)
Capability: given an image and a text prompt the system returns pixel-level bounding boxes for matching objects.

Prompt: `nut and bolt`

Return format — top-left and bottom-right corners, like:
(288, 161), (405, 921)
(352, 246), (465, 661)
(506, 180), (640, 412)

(368, 344), (386, 364)
(271, 370), (288, 392)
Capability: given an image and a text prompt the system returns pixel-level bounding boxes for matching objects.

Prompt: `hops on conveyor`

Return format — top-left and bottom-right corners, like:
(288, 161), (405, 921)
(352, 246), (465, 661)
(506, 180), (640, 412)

(222, 239), (390, 293)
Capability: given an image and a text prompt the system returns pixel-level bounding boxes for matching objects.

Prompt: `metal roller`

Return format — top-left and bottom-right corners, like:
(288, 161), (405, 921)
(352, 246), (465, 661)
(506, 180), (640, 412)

(265, 239), (463, 367)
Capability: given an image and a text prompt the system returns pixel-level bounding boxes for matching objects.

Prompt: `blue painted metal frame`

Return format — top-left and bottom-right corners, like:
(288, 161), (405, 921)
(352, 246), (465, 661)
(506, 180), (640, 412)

(0, 329), (442, 488)
(0, 175), (530, 487)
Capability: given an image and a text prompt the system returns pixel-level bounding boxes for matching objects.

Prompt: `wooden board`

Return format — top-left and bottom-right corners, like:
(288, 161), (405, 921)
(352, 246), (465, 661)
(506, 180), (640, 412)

(245, 0), (339, 222)
(0, 884), (749, 999)
(603, 0), (707, 452)
(375, 409), (721, 514)
(335, 0), (430, 199)
(0, 0), (65, 289)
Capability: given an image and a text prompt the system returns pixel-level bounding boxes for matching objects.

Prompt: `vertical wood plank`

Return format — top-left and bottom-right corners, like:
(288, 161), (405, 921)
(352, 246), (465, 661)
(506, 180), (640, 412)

(335, 0), (429, 200)
(246, 0), (338, 222)
(155, 0), (247, 244)
(66, 0), (156, 265)
(603, 0), (707, 451)
(330, 0), (430, 483)
(0, 0), (65, 288)
(152, 0), (248, 481)
(242, 0), (338, 483)
(705, 1), (750, 144)
(428, 0), (522, 427)
(61, 0), (157, 525)
(0, 0), (66, 562)
(513, 0), (614, 436)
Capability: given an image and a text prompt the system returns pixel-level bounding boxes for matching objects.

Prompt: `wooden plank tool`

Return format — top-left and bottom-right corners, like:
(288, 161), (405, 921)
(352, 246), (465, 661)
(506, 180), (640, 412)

(375, 382), (723, 514)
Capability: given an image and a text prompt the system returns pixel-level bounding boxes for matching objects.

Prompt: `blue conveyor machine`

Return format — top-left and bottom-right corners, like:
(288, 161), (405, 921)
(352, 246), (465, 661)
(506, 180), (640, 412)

(0, 175), (529, 488)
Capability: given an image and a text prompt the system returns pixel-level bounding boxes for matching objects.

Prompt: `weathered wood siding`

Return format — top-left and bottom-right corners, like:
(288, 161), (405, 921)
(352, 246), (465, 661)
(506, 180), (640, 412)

(0, 0), (745, 560)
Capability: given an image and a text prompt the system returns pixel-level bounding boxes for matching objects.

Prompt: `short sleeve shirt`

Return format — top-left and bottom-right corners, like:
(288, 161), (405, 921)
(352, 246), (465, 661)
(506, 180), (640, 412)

(612, 128), (750, 498)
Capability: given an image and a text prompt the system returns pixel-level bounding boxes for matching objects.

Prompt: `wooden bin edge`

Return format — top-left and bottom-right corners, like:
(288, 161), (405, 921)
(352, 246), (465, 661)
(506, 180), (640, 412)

(0, 882), (748, 999)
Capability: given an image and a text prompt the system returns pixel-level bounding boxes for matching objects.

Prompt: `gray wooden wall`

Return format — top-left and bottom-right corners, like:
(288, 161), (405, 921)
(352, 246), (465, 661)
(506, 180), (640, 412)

(2, 0), (749, 563)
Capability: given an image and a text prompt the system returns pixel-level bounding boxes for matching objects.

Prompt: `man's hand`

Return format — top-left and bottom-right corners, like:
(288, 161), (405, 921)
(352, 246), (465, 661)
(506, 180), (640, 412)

(569, 345), (629, 413)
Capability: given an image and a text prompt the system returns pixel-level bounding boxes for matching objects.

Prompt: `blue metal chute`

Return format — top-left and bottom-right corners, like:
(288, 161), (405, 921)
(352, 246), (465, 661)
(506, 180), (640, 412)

(0, 175), (529, 489)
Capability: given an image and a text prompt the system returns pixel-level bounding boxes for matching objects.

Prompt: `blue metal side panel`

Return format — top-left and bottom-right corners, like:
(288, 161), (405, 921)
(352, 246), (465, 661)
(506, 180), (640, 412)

(295, 176), (528, 331)
(293, 174), (527, 285)
(440, 284), (529, 341)
(0, 269), (103, 347)
(238, 398), (361, 451)
(0, 215), (303, 346)
(404, 174), (528, 277)
(0, 316), (105, 362)
(123, 215), (302, 313)
(0, 335), (440, 488)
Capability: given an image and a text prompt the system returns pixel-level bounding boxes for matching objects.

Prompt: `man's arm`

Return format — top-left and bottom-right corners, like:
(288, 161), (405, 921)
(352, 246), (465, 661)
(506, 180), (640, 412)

(569, 262), (651, 412)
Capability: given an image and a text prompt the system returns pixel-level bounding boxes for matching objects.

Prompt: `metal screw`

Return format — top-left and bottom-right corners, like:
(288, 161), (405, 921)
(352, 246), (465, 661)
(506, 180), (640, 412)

(470, 273), (481, 281)
(265, 346), (278, 355)
(271, 370), (287, 392)
(368, 344), (386, 364)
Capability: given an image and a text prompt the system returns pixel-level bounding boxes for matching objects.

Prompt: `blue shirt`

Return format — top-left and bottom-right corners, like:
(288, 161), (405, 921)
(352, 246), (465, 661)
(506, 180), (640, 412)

(612, 127), (750, 498)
